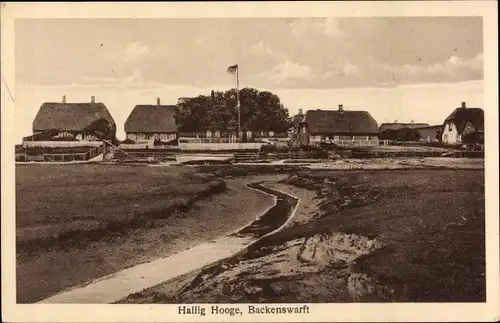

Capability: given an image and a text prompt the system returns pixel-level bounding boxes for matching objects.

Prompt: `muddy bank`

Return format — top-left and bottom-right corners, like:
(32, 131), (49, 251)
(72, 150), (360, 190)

(121, 169), (485, 303)
(232, 182), (298, 239)
(119, 181), (386, 303)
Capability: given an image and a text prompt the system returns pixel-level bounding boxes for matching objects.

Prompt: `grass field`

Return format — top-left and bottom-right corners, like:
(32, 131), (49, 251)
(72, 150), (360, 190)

(273, 169), (486, 301)
(16, 164), (224, 244)
(16, 164), (254, 303)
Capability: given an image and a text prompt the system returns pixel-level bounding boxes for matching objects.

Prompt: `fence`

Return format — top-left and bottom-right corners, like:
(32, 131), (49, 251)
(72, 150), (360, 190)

(22, 140), (103, 148)
(18, 145), (103, 162)
(331, 139), (382, 146)
(119, 143), (179, 150)
(178, 142), (264, 151)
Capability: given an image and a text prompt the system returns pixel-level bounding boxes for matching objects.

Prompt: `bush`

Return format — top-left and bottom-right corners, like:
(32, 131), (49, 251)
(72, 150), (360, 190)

(121, 138), (136, 144)
(462, 131), (484, 145)
(380, 128), (421, 141)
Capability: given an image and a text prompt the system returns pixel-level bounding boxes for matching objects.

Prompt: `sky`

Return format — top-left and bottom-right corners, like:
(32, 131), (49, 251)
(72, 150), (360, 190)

(14, 17), (483, 141)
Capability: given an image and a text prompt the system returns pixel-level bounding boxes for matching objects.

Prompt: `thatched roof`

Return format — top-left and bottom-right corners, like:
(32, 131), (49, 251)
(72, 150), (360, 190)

(444, 107), (484, 133)
(33, 102), (116, 132)
(379, 122), (429, 132)
(125, 105), (177, 133)
(302, 109), (379, 135)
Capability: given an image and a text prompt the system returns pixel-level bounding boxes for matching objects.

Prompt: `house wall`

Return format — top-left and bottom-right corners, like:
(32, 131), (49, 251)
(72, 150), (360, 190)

(441, 122), (461, 144)
(126, 132), (177, 141)
(75, 133), (99, 141)
(34, 131), (100, 141)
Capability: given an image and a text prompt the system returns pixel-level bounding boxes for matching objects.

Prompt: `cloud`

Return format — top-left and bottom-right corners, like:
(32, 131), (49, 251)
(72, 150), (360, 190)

(267, 60), (312, 83)
(123, 42), (151, 62)
(389, 53), (483, 80)
(101, 42), (152, 63)
(427, 53), (483, 74)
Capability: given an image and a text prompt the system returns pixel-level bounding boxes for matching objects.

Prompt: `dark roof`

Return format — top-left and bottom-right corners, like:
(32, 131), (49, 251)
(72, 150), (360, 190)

(33, 102), (116, 132)
(302, 109), (379, 134)
(379, 122), (429, 132)
(125, 105), (177, 133)
(444, 107), (484, 133)
(416, 125), (442, 130)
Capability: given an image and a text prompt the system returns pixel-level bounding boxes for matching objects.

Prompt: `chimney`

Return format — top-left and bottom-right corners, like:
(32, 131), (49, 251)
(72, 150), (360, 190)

(157, 97), (161, 106)
(338, 104), (344, 112)
(298, 108), (303, 115)
(62, 95), (66, 103)
(461, 101), (466, 108)
(91, 95), (95, 103)
(411, 120), (414, 124)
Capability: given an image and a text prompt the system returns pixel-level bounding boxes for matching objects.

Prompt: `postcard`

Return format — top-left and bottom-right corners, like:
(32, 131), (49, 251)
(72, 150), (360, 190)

(1, 1), (499, 322)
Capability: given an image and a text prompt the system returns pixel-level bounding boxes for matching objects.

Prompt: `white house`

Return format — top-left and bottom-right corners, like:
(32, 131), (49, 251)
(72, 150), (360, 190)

(441, 102), (484, 144)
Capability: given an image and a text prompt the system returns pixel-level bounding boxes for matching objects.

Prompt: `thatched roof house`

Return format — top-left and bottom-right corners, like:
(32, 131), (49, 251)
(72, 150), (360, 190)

(301, 105), (378, 134)
(379, 121), (429, 132)
(441, 102), (484, 144)
(444, 104), (484, 133)
(124, 98), (178, 142)
(32, 95), (116, 141)
(297, 105), (379, 144)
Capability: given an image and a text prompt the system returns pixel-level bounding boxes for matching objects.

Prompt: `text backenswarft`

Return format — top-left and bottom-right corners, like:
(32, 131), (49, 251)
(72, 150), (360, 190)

(178, 305), (310, 316)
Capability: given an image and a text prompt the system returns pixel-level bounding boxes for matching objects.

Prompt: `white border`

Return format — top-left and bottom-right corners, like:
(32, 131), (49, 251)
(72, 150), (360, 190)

(2, 2), (499, 322)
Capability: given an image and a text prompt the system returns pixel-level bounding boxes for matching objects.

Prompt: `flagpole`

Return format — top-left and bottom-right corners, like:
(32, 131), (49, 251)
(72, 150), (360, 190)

(236, 66), (240, 141)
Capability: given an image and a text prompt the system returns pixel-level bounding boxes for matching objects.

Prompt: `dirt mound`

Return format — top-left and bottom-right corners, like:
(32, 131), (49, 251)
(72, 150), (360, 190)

(120, 231), (383, 303)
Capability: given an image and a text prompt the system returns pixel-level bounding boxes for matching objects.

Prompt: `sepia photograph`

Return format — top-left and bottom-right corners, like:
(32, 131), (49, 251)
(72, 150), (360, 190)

(1, 1), (499, 322)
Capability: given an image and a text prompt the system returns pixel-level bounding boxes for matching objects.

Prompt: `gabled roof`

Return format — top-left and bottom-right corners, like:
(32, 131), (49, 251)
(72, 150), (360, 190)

(379, 122), (429, 132)
(302, 109), (379, 134)
(33, 102), (116, 132)
(444, 107), (484, 133)
(125, 105), (178, 133)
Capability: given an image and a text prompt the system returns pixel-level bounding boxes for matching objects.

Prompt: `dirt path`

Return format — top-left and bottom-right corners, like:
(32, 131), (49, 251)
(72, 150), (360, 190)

(39, 175), (297, 304)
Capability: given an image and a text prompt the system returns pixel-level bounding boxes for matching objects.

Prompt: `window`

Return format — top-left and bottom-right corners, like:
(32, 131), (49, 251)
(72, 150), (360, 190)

(443, 134), (448, 142)
(448, 123), (452, 131)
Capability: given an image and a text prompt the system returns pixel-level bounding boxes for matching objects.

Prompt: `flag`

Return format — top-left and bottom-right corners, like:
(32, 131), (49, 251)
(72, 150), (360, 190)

(227, 64), (238, 74)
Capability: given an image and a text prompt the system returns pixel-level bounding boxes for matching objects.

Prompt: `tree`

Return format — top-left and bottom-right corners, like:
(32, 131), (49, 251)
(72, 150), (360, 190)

(83, 118), (117, 142)
(176, 87), (291, 134)
(462, 130), (483, 144)
(436, 127), (442, 142)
